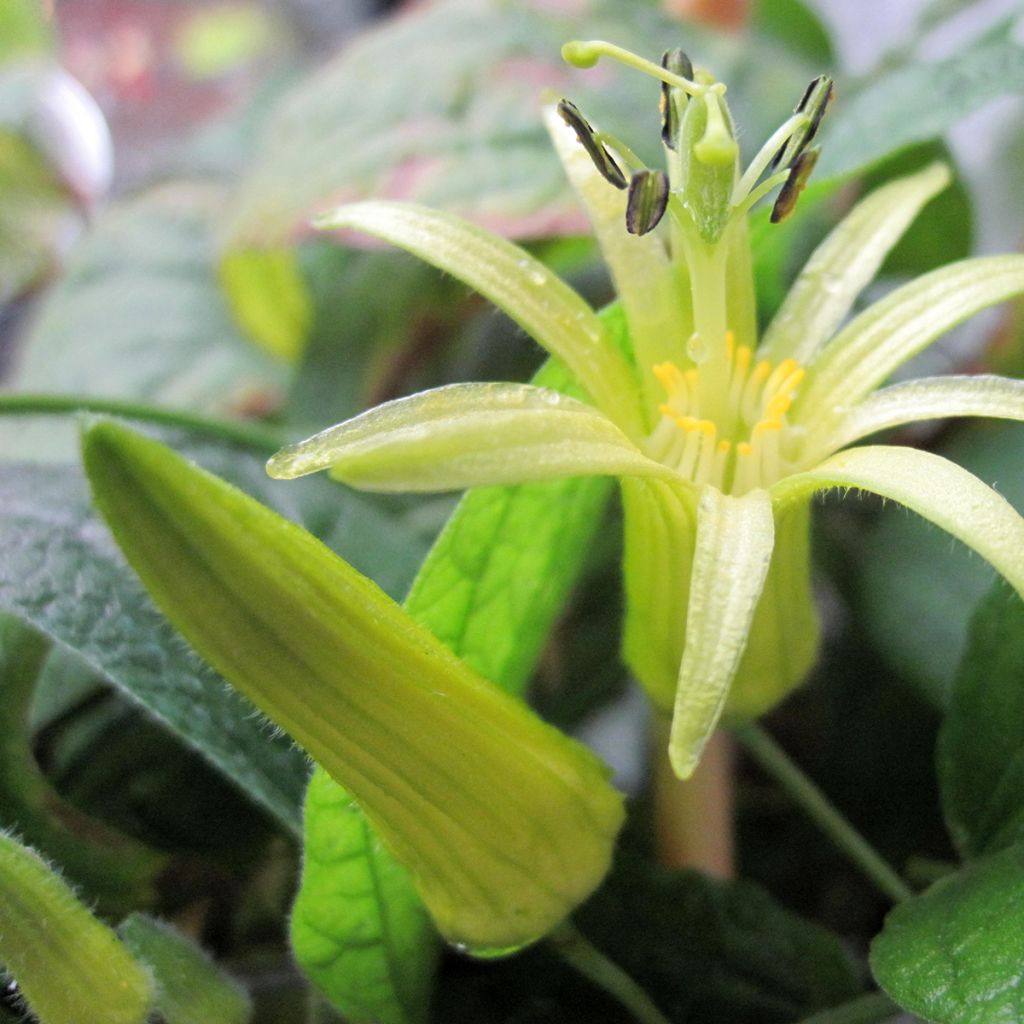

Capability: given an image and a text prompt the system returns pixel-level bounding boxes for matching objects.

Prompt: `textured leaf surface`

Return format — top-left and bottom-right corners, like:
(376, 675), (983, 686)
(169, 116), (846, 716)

(0, 183), (283, 461)
(817, 21), (1024, 181)
(118, 914), (251, 1024)
(292, 772), (435, 1024)
(939, 582), (1024, 858)
(224, 0), (817, 249)
(871, 842), (1024, 1024)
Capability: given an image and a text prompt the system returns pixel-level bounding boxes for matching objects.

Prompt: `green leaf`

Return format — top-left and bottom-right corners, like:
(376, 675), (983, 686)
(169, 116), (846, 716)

(0, 616), (167, 915)
(291, 771), (436, 1024)
(0, 831), (153, 1024)
(83, 421), (624, 950)
(871, 841), (1024, 1024)
(817, 21), (1024, 182)
(0, 184), (284, 461)
(118, 914), (251, 1024)
(939, 581), (1024, 859)
(751, 0), (835, 66)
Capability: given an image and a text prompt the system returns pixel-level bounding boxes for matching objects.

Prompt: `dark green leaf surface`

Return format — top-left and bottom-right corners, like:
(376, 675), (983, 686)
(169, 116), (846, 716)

(818, 21), (1024, 181)
(224, 0), (817, 249)
(118, 914), (251, 1024)
(0, 183), (283, 461)
(871, 842), (1024, 1024)
(939, 581), (1024, 858)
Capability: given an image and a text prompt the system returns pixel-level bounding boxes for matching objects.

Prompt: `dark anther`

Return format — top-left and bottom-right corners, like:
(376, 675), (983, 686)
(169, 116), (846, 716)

(769, 75), (835, 172)
(660, 48), (694, 149)
(557, 99), (628, 189)
(771, 148), (820, 223)
(626, 170), (670, 235)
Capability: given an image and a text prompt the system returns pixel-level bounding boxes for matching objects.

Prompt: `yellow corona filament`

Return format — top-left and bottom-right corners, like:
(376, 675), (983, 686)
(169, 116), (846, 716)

(649, 345), (807, 493)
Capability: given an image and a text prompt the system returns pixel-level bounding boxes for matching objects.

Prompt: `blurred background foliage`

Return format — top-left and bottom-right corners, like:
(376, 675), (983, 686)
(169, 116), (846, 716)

(1, 1), (1024, 1021)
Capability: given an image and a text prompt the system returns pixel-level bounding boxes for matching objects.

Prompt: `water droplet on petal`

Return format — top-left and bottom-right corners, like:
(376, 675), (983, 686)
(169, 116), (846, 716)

(687, 332), (708, 363)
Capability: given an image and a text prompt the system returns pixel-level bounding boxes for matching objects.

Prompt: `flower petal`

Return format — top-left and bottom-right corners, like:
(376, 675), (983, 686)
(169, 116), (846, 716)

(669, 487), (775, 779)
(772, 445), (1024, 598)
(544, 104), (691, 418)
(812, 374), (1024, 459)
(760, 162), (951, 365)
(620, 478), (698, 710)
(314, 200), (645, 437)
(267, 382), (681, 492)
(795, 255), (1024, 419)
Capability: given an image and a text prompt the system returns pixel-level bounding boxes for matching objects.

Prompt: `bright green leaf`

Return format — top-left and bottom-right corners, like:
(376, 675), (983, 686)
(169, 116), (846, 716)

(0, 831), (152, 1024)
(291, 772), (436, 1024)
(118, 914), (251, 1024)
(83, 421), (624, 950)
(939, 582), (1024, 859)
(871, 841), (1024, 1024)
(0, 1), (53, 60)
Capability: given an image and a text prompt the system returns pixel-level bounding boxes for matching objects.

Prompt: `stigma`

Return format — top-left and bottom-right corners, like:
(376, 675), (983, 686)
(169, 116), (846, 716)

(646, 334), (805, 494)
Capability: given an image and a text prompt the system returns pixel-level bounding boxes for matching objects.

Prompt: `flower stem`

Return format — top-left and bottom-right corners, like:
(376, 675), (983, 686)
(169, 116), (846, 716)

(731, 721), (913, 904)
(652, 717), (734, 876)
(791, 992), (899, 1024)
(0, 393), (285, 451)
(548, 922), (672, 1024)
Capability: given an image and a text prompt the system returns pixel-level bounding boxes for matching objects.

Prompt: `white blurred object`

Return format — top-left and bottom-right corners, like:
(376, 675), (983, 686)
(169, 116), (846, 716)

(26, 66), (113, 210)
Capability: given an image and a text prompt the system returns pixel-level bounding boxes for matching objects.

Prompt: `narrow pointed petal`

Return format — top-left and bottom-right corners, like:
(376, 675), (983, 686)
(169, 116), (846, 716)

(84, 422), (625, 951)
(813, 375), (1024, 459)
(669, 487), (775, 779)
(795, 255), (1024, 419)
(267, 382), (680, 492)
(544, 104), (691, 419)
(314, 200), (645, 437)
(772, 445), (1024, 598)
(760, 162), (951, 365)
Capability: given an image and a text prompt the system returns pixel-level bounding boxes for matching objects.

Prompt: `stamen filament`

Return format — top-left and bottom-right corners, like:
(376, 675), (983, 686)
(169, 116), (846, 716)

(732, 112), (808, 206)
